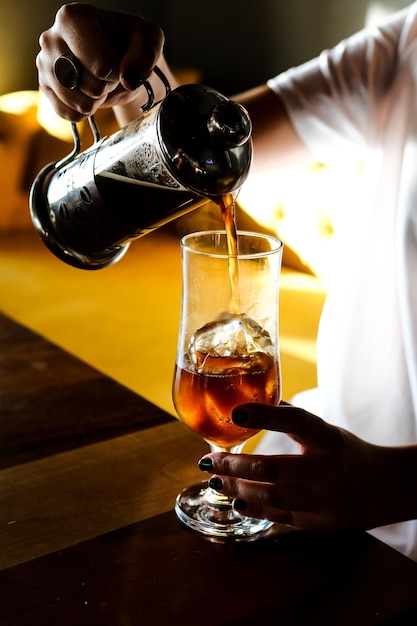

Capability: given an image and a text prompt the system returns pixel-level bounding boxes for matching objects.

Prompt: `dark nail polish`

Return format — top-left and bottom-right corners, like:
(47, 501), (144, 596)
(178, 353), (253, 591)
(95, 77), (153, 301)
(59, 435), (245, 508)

(233, 499), (247, 511)
(198, 457), (213, 471)
(208, 477), (223, 491)
(122, 69), (143, 90)
(232, 408), (249, 426)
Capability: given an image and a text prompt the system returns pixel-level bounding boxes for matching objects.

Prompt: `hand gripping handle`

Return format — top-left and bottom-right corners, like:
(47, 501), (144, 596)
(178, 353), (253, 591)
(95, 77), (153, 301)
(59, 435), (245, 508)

(56, 66), (171, 170)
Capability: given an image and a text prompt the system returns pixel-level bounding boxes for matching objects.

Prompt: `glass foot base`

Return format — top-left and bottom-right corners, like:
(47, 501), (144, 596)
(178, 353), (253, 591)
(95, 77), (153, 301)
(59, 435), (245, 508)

(175, 481), (274, 539)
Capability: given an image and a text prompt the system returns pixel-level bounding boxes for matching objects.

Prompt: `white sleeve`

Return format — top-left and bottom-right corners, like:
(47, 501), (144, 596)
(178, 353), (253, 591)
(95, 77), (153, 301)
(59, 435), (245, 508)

(267, 5), (416, 163)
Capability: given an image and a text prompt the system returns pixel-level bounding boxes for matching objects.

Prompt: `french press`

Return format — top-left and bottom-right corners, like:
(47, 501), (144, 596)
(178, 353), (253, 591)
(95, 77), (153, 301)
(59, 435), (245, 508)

(30, 68), (253, 270)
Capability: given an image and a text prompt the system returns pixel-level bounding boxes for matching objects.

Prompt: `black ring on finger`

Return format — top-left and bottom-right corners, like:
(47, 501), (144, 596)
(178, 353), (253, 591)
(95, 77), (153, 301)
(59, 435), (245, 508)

(54, 53), (82, 90)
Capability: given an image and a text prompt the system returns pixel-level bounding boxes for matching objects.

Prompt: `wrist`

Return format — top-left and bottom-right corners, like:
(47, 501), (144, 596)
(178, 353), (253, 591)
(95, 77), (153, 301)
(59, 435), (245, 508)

(367, 444), (417, 529)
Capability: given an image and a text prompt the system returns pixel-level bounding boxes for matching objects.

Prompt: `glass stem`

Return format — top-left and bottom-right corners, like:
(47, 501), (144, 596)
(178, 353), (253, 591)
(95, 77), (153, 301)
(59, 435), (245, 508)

(201, 443), (245, 523)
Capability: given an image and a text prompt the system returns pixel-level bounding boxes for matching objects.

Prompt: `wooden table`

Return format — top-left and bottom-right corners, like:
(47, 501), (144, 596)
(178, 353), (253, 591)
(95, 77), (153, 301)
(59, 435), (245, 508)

(1, 311), (417, 625)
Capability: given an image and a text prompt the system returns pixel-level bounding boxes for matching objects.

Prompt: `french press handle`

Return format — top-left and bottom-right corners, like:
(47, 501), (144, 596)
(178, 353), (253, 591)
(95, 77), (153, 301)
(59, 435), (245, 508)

(57, 65), (171, 169)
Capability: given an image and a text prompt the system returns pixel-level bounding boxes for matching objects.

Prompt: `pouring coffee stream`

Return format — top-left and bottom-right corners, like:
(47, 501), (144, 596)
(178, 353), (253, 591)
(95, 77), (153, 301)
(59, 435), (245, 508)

(30, 68), (253, 270)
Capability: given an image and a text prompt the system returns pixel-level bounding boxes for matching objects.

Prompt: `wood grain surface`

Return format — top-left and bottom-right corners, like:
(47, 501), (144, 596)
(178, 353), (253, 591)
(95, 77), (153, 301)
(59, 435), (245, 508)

(1, 312), (417, 625)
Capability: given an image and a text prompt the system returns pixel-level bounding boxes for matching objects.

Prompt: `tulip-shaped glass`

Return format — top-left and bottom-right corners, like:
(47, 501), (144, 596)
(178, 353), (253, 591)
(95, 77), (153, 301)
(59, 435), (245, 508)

(173, 230), (283, 538)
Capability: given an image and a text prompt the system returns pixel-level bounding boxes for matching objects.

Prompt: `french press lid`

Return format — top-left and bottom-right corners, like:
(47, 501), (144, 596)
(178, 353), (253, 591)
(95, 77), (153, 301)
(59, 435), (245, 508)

(157, 84), (252, 197)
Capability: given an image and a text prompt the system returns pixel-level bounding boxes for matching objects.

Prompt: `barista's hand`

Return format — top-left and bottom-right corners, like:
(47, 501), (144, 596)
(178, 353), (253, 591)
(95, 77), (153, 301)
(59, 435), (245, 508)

(37, 2), (165, 121)
(199, 403), (417, 532)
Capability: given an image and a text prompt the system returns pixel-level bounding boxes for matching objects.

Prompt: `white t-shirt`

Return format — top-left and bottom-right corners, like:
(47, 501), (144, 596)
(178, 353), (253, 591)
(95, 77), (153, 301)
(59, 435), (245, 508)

(262, 3), (417, 560)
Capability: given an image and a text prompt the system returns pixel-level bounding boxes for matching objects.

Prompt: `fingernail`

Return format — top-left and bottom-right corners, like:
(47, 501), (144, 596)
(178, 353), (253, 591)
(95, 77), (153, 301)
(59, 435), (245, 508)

(198, 457), (213, 471)
(232, 408), (249, 426)
(122, 69), (143, 90)
(208, 477), (223, 491)
(233, 499), (247, 511)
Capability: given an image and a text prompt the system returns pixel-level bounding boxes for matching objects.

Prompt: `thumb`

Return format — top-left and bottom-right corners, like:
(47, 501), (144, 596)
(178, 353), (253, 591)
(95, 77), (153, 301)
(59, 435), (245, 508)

(232, 402), (341, 452)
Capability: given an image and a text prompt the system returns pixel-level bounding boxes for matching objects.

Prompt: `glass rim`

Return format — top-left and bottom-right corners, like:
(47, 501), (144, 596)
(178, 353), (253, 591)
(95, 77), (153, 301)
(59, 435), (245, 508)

(180, 230), (283, 259)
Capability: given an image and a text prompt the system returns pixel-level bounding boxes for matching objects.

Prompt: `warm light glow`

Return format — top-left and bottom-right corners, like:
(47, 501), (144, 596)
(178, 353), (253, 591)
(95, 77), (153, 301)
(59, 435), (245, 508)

(238, 160), (364, 285)
(365, 2), (400, 26)
(36, 89), (78, 141)
(0, 90), (38, 114)
(0, 89), (75, 142)
(280, 336), (317, 365)
(238, 164), (335, 282)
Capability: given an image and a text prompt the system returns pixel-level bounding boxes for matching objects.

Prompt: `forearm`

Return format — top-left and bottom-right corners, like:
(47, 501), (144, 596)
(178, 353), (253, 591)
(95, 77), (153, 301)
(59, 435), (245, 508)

(234, 84), (314, 172)
(369, 443), (417, 529)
